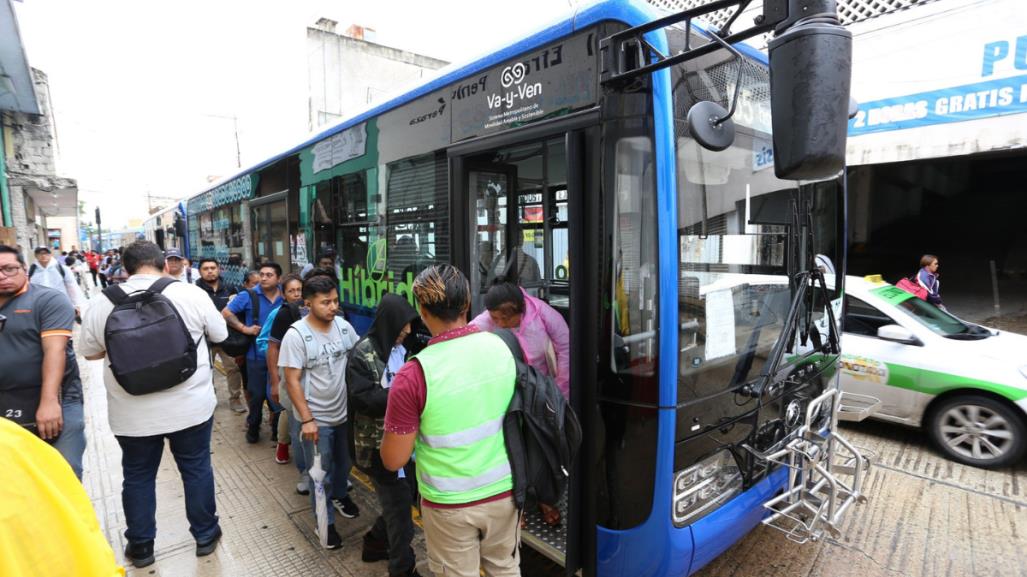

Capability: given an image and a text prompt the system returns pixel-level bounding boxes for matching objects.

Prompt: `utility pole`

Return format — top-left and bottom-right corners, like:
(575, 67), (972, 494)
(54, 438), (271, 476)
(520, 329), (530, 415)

(203, 113), (242, 168)
(232, 115), (241, 169)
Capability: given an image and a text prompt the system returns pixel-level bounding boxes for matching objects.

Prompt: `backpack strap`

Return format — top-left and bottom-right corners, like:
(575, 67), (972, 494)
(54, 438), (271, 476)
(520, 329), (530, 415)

(290, 320), (321, 366)
(247, 288), (260, 325)
(57, 264), (66, 279)
(102, 284), (130, 306)
(28, 264), (37, 277)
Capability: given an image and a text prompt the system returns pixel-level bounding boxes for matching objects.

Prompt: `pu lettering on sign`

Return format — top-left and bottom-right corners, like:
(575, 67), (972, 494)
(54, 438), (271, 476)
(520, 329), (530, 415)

(981, 34), (1027, 77)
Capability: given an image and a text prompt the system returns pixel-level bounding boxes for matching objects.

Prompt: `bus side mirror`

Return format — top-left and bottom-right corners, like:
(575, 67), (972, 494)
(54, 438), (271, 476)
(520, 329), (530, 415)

(768, 10), (852, 180)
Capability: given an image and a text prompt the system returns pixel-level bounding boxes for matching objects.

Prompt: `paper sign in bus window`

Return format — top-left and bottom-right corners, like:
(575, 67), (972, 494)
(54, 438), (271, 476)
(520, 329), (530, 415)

(704, 289), (737, 360)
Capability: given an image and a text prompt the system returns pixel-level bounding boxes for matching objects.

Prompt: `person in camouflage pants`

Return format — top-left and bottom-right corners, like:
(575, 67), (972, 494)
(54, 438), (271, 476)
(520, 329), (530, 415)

(346, 293), (422, 577)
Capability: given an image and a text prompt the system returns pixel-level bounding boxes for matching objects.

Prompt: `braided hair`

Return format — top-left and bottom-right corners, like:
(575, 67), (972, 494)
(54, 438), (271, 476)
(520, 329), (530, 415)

(412, 264), (469, 322)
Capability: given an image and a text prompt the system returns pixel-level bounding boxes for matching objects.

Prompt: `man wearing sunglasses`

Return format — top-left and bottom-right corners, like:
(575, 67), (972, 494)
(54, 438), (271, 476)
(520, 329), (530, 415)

(0, 245), (85, 480)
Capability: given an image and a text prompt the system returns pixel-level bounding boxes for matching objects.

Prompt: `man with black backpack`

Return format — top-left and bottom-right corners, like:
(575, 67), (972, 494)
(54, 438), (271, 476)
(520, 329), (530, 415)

(380, 265), (521, 577)
(80, 240), (228, 568)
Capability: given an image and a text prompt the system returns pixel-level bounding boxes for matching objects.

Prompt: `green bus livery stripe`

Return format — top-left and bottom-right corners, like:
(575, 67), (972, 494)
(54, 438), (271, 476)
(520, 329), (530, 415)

(882, 362), (1027, 401)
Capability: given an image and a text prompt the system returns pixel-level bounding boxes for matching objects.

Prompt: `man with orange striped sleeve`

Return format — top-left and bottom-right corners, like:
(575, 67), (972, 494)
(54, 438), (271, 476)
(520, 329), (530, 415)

(0, 244), (86, 480)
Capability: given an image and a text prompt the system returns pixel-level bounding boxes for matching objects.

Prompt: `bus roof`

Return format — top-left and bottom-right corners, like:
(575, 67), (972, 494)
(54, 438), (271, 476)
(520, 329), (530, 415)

(183, 0), (767, 206)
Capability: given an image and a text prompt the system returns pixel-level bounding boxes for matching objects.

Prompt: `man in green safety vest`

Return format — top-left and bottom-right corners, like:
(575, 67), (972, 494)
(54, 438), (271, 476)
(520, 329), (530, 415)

(381, 264), (520, 577)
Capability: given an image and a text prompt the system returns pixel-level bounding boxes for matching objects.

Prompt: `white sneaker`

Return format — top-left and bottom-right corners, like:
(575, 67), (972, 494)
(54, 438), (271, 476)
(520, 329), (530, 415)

(296, 473), (310, 496)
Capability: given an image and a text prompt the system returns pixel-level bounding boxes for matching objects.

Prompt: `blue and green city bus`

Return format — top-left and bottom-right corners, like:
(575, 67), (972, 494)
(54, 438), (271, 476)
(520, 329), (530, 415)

(180, 0), (867, 574)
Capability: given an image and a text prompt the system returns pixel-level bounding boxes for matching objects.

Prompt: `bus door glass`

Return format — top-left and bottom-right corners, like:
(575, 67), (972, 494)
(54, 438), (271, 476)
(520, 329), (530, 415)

(251, 193), (288, 267)
(466, 138), (569, 313)
(467, 162), (514, 312)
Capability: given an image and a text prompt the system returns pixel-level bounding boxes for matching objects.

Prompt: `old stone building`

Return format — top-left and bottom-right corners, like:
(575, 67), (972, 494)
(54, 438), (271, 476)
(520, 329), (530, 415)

(1, 0), (78, 257)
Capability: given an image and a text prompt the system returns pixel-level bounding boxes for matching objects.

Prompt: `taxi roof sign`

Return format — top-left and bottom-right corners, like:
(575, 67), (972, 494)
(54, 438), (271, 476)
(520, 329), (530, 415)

(864, 274), (885, 284)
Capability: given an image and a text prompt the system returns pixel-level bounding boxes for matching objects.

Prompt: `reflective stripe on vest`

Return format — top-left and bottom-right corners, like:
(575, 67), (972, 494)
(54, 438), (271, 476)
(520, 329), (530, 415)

(414, 331), (515, 504)
(418, 461), (512, 493)
(418, 416), (504, 449)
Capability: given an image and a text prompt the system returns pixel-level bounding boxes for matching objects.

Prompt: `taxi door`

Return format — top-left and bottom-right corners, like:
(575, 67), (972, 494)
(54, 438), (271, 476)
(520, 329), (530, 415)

(840, 293), (924, 422)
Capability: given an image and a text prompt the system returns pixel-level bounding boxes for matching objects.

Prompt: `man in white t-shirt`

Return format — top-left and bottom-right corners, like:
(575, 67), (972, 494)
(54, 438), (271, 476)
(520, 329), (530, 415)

(80, 240), (228, 568)
(29, 246), (83, 313)
(280, 275), (359, 549)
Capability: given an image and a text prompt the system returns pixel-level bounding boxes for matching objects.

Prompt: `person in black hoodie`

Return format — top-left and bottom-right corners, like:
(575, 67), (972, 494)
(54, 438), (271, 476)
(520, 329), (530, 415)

(347, 293), (422, 577)
(196, 257), (245, 413)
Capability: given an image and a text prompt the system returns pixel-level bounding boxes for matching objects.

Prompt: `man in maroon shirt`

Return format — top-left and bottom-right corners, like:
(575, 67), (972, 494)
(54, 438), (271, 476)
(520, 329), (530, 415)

(381, 265), (519, 577)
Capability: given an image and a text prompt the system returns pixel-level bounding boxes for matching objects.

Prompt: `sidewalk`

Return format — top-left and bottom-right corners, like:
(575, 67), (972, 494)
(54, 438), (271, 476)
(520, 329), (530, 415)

(79, 353), (429, 576)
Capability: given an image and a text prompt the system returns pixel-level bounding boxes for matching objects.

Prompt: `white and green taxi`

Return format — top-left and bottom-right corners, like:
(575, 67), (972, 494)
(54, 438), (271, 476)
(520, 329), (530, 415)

(838, 275), (1027, 468)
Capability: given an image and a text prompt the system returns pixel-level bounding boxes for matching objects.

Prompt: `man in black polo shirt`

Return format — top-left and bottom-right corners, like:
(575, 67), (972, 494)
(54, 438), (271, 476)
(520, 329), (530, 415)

(195, 257), (245, 413)
(0, 244), (85, 479)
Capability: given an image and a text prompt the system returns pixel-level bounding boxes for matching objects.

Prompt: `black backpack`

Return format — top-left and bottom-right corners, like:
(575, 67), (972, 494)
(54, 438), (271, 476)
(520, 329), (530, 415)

(28, 263), (66, 279)
(102, 277), (200, 395)
(216, 288), (260, 357)
(495, 329), (582, 509)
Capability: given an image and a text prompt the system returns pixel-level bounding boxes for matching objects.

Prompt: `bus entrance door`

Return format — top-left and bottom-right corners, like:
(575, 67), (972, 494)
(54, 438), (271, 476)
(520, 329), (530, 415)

(456, 131), (590, 573)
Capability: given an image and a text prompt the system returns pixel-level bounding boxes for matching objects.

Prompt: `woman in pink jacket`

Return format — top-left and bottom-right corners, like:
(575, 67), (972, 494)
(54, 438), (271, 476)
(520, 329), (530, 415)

(471, 281), (571, 399)
(471, 281), (570, 525)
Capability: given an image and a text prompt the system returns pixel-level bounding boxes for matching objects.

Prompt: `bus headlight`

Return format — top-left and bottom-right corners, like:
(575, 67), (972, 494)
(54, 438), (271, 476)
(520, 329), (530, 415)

(672, 450), (743, 527)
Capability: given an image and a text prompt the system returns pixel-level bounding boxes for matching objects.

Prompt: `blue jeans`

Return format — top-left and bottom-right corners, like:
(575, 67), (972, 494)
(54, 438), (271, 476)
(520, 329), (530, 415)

(53, 399), (86, 480)
(246, 360), (281, 432)
(301, 421), (352, 525)
(115, 417), (219, 544)
(290, 413), (307, 474)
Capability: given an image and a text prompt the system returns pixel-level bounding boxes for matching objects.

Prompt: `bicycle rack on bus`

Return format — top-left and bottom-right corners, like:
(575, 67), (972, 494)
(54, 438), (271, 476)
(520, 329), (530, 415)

(751, 388), (871, 544)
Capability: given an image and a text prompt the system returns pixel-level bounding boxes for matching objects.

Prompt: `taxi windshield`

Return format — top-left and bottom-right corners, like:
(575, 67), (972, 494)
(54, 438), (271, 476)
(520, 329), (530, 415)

(894, 297), (985, 338)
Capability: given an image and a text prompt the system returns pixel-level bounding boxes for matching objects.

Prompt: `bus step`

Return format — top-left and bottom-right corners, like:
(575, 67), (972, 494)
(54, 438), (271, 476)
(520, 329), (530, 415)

(759, 389), (871, 544)
(836, 392), (881, 422)
(521, 491), (569, 567)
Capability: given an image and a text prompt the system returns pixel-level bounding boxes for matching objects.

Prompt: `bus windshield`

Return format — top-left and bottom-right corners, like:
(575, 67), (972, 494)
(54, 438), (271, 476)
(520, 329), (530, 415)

(670, 28), (842, 401)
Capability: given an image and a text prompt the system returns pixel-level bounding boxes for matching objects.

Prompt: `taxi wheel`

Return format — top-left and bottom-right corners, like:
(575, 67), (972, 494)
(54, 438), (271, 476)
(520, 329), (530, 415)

(927, 394), (1026, 469)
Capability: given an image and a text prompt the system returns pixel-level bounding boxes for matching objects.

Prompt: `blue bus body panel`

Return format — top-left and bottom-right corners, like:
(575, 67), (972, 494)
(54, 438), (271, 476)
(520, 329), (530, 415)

(689, 467), (789, 574)
(597, 466), (788, 576)
(596, 413), (694, 577)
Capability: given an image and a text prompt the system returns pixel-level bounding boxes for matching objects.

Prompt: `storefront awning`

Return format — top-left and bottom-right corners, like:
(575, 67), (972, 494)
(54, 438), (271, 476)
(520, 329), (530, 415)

(0, 0), (40, 115)
(21, 176), (78, 217)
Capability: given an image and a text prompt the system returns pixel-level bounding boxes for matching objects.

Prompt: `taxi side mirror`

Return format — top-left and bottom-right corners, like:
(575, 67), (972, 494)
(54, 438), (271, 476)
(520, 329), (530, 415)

(877, 324), (922, 346)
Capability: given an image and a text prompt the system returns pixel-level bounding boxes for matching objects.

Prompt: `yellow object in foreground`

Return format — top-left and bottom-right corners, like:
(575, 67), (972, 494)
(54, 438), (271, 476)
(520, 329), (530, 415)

(0, 417), (124, 577)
